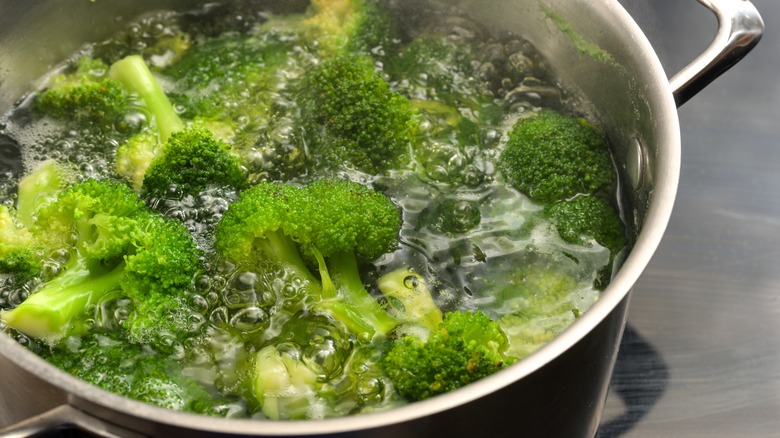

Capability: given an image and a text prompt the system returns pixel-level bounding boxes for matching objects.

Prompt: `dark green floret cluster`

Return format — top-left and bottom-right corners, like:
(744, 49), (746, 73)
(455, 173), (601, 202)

(382, 310), (515, 401)
(499, 109), (615, 203)
(297, 54), (418, 175)
(34, 57), (132, 128)
(0, 0), (629, 422)
(42, 333), (229, 415)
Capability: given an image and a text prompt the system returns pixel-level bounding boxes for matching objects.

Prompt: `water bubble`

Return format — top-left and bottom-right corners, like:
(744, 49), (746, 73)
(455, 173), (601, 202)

(209, 306), (229, 328)
(229, 306), (269, 334)
(191, 295), (210, 313)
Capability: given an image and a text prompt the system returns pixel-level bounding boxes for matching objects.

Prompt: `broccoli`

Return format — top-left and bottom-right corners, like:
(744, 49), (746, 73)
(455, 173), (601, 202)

(386, 34), (504, 187)
(0, 179), (203, 351)
(0, 160), (76, 279)
(297, 54), (418, 175)
(542, 195), (626, 289)
(109, 55), (246, 196)
(109, 55), (184, 142)
(381, 310), (516, 402)
(0, 206), (40, 279)
(467, 249), (602, 359)
(34, 57), (132, 128)
(250, 312), (353, 420)
(215, 178), (402, 339)
(42, 333), (228, 415)
(301, 0), (400, 59)
(376, 267), (443, 332)
(140, 126), (246, 198)
(15, 160), (77, 228)
(498, 109), (615, 203)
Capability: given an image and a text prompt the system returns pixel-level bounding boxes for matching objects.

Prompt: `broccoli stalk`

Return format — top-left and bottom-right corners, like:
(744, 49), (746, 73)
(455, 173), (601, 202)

(15, 160), (76, 228)
(314, 252), (398, 336)
(109, 55), (184, 141)
(376, 267), (442, 332)
(0, 258), (124, 341)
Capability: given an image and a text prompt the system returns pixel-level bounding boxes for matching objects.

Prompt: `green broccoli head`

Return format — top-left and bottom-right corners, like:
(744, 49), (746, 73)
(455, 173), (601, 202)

(109, 55), (248, 198)
(542, 195), (626, 289)
(215, 179), (403, 339)
(0, 206), (41, 279)
(499, 109), (615, 203)
(0, 179), (204, 351)
(43, 333), (226, 415)
(120, 212), (205, 348)
(141, 126), (247, 198)
(382, 310), (515, 401)
(34, 57), (132, 128)
(298, 54), (418, 175)
(298, 178), (402, 261)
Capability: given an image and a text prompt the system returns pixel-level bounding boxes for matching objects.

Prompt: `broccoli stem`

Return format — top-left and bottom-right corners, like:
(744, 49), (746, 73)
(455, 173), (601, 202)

(326, 252), (397, 336)
(109, 55), (184, 141)
(377, 267), (442, 332)
(0, 257), (124, 342)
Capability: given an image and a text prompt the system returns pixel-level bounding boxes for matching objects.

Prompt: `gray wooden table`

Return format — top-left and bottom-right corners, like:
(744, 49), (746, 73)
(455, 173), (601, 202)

(600, 1), (780, 436)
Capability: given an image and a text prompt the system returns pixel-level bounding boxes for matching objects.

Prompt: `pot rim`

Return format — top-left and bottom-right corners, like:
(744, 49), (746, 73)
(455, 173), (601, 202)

(0, 0), (681, 435)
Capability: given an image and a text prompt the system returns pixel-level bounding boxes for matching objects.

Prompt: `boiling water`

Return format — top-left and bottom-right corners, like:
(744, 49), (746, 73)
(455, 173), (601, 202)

(0, 1), (622, 418)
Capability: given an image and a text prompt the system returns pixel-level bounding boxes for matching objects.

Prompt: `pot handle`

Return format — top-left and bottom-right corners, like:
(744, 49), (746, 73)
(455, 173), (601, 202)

(0, 405), (147, 438)
(670, 0), (763, 107)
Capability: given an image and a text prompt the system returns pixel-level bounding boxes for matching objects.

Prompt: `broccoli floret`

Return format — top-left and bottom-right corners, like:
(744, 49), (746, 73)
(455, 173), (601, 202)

(141, 126), (247, 198)
(542, 195), (626, 289)
(215, 178), (403, 339)
(34, 57), (132, 128)
(297, 54), (418, 175)
(0, 160), (77, 280)
(471, 252), (601, 358)
(43, 333), (227, 415)
(109, 55), (246, 196)
(0, 179), (203, 351)
(381, 310), (515, 401)
(499, 109), (615, 203)
(0, 206), (40, 279)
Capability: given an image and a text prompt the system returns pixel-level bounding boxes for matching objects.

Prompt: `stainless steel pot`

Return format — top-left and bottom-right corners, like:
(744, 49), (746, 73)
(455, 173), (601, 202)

(0, 1), (763, 437)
